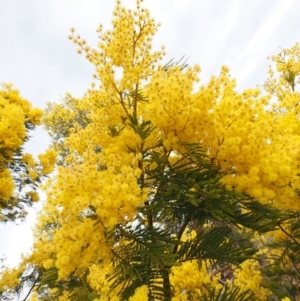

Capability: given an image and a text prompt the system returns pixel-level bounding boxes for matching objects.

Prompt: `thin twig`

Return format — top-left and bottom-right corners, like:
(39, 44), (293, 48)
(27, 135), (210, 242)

(278, 224), (300, 247)
(172, 216), (191, 254)
(22, 278), (39, 301)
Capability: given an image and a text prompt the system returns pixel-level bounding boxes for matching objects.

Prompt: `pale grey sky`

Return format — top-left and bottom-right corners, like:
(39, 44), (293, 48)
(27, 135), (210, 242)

(1, 0), (300, 267)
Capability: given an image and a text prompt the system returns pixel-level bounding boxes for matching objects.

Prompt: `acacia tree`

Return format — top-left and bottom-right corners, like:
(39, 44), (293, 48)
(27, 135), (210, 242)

(1, 1), (300, 301)
(259, 43), (300, 301)
(0, 84), (56, 222)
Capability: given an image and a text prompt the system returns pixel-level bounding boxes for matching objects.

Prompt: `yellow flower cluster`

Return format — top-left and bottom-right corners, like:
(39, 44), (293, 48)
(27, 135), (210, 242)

(69, 0), (165, 93)
(26, 191), (39, 202)
(265, 42), (300, 100)
(0, 84), (44, 215)
(43, 94), (82, 160)
(0, 261), (26, 293)
(0, 84), (33, 162)
(170, 260), (222, 300)
(29, 292), (38, 301)
(232, 259), (271, 299)
(38, 149), (57, 174)
(88, 263), (114, 295)
(128, 286), (149, 301)
(32, 1), (166, 283)
(0, 169), (15, 201)
(58, 292), (72, 301)
(123, 46), (300, 211)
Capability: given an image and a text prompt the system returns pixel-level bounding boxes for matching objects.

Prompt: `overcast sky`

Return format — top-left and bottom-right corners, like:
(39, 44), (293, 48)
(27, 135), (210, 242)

(1, 0), (300, 268)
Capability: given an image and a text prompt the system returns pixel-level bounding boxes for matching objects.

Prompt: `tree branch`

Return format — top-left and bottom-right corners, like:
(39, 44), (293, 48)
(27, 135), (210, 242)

(172, 215), (191, 254)
(22, 278), (39, 301)
(278, 224), (300, 247)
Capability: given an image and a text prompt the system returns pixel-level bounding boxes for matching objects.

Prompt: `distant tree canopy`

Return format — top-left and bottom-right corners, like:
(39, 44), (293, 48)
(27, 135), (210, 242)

(1, 1), (300, 300)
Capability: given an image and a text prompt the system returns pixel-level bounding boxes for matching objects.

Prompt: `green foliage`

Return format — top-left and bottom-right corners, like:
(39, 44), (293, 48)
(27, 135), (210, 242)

(105, 143), (284, 301)
(262, 212), (300, 300)
(201, 285), (255, 301)
(11, 142), (285, 301)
